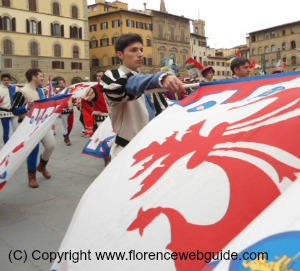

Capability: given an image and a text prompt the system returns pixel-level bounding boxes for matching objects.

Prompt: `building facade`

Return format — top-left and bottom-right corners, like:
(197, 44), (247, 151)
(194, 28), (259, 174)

(88, 0), (154, 80)
(0, 0), (90, 85)
(248, 21), (300, 74)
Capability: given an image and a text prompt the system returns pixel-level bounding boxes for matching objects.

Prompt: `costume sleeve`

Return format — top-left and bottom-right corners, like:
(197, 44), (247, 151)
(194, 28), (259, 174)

(11, 92), (28, 115)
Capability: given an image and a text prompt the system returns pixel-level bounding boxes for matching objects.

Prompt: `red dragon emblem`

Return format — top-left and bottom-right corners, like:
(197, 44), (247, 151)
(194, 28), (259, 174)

(127, 76), (300, 271)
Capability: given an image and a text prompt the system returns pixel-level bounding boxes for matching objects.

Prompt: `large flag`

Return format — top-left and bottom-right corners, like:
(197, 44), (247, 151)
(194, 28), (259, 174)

(51, 71), (300, 271)
(82, 117), (115, 159)
(0, 94), (70, 190)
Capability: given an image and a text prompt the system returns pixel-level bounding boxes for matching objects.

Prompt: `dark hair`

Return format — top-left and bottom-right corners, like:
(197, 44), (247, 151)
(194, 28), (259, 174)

(114, 33), (143, 52)
(25, 68), (43, 82)
(230, 57), (250, 74)
(1, 73), (12, 80)
(57, 77), (66, 83)
(96, 69), (105, 74)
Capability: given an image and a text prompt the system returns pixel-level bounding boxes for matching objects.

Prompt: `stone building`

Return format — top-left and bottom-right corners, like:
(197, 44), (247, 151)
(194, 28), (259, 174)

(0, 0), (90, 85)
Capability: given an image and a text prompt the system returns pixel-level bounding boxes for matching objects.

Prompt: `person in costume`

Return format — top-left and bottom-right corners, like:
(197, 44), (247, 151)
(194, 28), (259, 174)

(0, 73), (19, 144)
(12, 68), (55, 188)
(201, 66), (215, 82)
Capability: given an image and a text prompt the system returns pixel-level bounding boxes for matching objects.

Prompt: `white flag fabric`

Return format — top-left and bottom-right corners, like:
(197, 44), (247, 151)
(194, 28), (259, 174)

(52, 72), (300, 271)
(0, 94), (70, 190)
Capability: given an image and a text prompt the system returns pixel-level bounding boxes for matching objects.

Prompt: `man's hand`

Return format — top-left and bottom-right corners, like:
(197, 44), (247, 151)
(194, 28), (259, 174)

(162, 75), (186, 93)
(27, 101), (34, 111)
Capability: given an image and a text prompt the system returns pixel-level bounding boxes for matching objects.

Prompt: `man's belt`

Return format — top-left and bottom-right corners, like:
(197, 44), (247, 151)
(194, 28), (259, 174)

(0, 110), (14, 118)
(115, 135), (129, 148)
(94, 115), (108, 122)
(61, 108), (74, 115)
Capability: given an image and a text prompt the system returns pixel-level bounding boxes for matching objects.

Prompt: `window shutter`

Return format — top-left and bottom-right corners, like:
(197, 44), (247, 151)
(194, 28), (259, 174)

(61, 25), (64, 37)
(38, 21), (42, 34)
(79, 27), (82, 39)
(51, 23), (54, 36)
(0, 17), (2, 30)
(26, 19), (29, 33)
(11, 18), (16, 31)
(62, 62), (64, 69)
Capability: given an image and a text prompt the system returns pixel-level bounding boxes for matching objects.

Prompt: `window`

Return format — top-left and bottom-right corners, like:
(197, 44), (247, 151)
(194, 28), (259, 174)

(170, 27), (175, 41)
(101, 22), (108, 29)
(145, 23), (152, 30)
(195, 27), (198, 33)
(291, 56), (297, 65)
(53, 23), (61, 36)
(271, 31), (276, 38)
(70, 26), (82, 39)
(111, 36), (118, 45)
(52, 61), (64, 69)
(4, 58), (12, 68)
(291, 40), (296, 49)
(31, 60), (38, 68)
(264, 46), (269, 53)
(29, 20), (37, 34)
(90, 39), (98, 48)
(112, 57), (121, 65)
(271, 45), (276, 52)
(264, 32), (270, 39)
(252, 48), (257, 55)
(282, 29), (286, 36)
(146, 38), (151, 47)
(3, 39), (13, 54)
(126, 20), (134, 27)
(282, 42), (287, 51)
(112, 20), (121, 28)
(282, 57), (287, 63)
(272, 59), (276, 67)
(71, 6), (78, 19)
(100, 38), (109, 47)
(92, 58), (99, 67)
(143, 58), (152, 66)
(251, 35), (257, 42)
(180, 29), (186, 42)
(3, 16), (11, 31)
(291, 27), (296, 34)
(52, 2), (60, 16)
(2, 0), (10, 7)
(159, 24), (164, 39)
(72, 46), (79, 58)
(136, 21), (143, 29)
(54, 44), (61, 57)
(30, 41), (39, 56)
(89, 24), (97, 32)
(28, 0), (37, 11)
(265, 60), (270, 68)
(71, 62), (82, 70)
(104, 5), (109, 12)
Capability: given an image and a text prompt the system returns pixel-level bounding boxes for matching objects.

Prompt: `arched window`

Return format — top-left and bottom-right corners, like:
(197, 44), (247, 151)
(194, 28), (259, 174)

(30, 41), (39, 56)
(52, 2), (60, 16)
(2, 0), (10, 7)
(271, 45), (276, 52)
(291, 40), (296, 49)
(265, 60), (270, 68)
(72, 45), (79, 58)
(28, 0), (37, 11)
(3, 39), (13, 54)
(29, 20), (37, 34)
(71, 6), (78, 19)
(53, 23), (61, 36)
(282, 42), (287, 51)
(291, 56), (297, 65)
(252, 48), (257, 56)
(54, 44), (61, 57)
(3, 16), (12, 31)
(272, 59), (276, 67)
(264, 46), (269, 53)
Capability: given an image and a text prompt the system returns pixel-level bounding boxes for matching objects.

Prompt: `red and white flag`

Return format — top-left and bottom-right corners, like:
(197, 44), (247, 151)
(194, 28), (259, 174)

(52, 72), (300, 271)
(0, 95), (71, 190)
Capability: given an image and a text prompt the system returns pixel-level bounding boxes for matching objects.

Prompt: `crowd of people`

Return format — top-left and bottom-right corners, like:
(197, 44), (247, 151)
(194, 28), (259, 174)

(0, 33), (288, 189)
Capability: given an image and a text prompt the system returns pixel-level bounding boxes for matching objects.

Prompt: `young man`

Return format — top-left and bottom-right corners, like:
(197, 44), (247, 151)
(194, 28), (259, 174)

(230, 57), (251, 78)
(0, 73), (19, 144)
(201, 66), (215, 82)
(57, 77), (74, 146)
(12, 68), (55, 188)
(101, 33), (185, 159)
